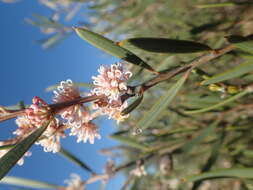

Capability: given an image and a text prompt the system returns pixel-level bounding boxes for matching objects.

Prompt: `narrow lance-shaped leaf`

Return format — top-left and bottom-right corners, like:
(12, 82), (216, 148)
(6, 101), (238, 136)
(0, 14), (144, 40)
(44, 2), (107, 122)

(0, 144), (15, 151)
(226, 35), (253, 54)
(0, 120), (51, 180)
(59, 148), (95, 174)
(191, 131), (225, 190)
(185, 168), (253, 182)
(184, 90), (249, 114)
(74, 27), (155, 72)
(180, 120), (218, 153)
(201, 60), (253, 85)
(195, 2), (236, 8)
(119, 38), (212, 53)
(38, 33), (69, 49)
(136, 73), (188, 130)
(121, 94), (143, 115)
(46, 82), (94, 92)
(110, 135), (149, 151)
(0, 176), (59, 189)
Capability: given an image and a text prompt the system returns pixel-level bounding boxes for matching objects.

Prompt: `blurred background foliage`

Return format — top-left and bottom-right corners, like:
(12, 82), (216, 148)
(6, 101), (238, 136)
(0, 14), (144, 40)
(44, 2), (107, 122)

(2, 0), (253, 189)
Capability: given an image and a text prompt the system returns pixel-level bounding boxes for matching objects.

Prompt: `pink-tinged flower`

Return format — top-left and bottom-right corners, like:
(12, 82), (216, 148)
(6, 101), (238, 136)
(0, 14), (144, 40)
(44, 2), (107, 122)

(64, 174), (85, 190)
(69, 122), (101, 144)
(53, 79), (90, 127)
(91, 63), (132, 123)
(25, 96), (51, 127)
(14, 116), (37, 137)
(36, 118), (66, 153)
(105, 101), (129, 123)
(0, 141), (32, 166)
(92, 63), (132, 102)
(93, 98), (129, 123)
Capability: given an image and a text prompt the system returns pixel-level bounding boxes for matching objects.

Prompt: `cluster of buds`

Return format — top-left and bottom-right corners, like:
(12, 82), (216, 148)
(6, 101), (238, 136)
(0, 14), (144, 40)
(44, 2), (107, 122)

(0, 62), (133, 166)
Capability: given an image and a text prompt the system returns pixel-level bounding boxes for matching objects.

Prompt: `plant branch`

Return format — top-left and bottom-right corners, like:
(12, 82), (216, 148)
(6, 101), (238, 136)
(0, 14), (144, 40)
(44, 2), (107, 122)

(137, 44), (235, 92)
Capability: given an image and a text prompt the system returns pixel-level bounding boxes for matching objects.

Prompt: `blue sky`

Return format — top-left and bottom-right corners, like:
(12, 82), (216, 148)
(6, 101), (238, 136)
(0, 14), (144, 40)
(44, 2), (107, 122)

(0, 1), (124, 189)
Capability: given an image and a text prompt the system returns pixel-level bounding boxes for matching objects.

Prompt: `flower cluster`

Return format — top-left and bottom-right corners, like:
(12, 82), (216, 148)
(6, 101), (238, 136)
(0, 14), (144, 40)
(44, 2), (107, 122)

(0, 62), (132, 166)
(25, 96), (52, 127)
(92, 63), (132, 123)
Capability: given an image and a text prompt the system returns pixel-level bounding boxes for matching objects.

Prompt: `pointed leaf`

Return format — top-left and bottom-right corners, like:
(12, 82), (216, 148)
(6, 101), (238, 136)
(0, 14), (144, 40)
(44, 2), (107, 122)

(0, 144), (15, 150)
(191, 131), (225, 189)
(0, 176), (58, 189)
(136, 74), (187, 130)
(74, 27), (155, 72)
(184, 90), (248, 114)
(119, 38), (212, 53)
(226, 35), (253, 54)
(201, 60), (253, 85)
(39, 33), (68, 49)
(0, 120), (51, 180)
(185, 168), (253, 182)
(121, 94), (143, 115)
(59, 148), (95, 174)
(110, 135), (148, 151)
(195, 3), (236, 8)
(181, 120), (218, 153)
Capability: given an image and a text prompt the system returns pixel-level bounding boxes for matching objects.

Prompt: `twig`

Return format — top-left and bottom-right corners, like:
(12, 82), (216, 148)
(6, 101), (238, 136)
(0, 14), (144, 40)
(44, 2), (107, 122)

(137, 44), (235, 92)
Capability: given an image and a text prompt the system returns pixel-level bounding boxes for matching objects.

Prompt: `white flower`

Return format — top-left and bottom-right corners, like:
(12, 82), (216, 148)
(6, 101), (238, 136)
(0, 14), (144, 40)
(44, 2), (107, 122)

(53, 79), (90, 128)
(36, 118), (66, 153)
(14, 116), (36, 137)
(92, 63), (132, 103)
(64, 174), (85, 190)
(91, 63), (132, 123)
(69, 122), (101, 144)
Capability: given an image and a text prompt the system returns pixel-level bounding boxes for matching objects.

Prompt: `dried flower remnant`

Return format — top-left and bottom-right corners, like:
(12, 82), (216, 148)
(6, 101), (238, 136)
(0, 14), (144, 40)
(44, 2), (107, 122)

(53, 79), (89, 128)
(92, 63), (132, 123)
(0, 141), (32, 166)
(64, 174), (85, 190)
(70, 121), (101, 144)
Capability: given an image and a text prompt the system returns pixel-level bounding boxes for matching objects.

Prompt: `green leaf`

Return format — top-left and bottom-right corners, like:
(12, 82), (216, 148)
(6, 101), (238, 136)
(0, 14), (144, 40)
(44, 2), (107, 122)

(110, 135), (148, 151)
(59, 148), (95, 174)
(180, 120), (218, 153)
(226, 35), (253, 54)
(0, 144), (15, 150)
(38, 33), (69, 49)
(195, 3), (236, 8)
(121, 94), (143, 115)
(184, 90), (248, 114)
(119, 38), (212, 53)
(185, 168), (253, 182)
(74, 27), (155, 72)
(0, 176), (58, 189)
(191, 131), (225, 189)
(45, 82), (94, 92)
(201, 60), (253, 85)
(136, 74), (187, 130)
(0, 120), (51, 180)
